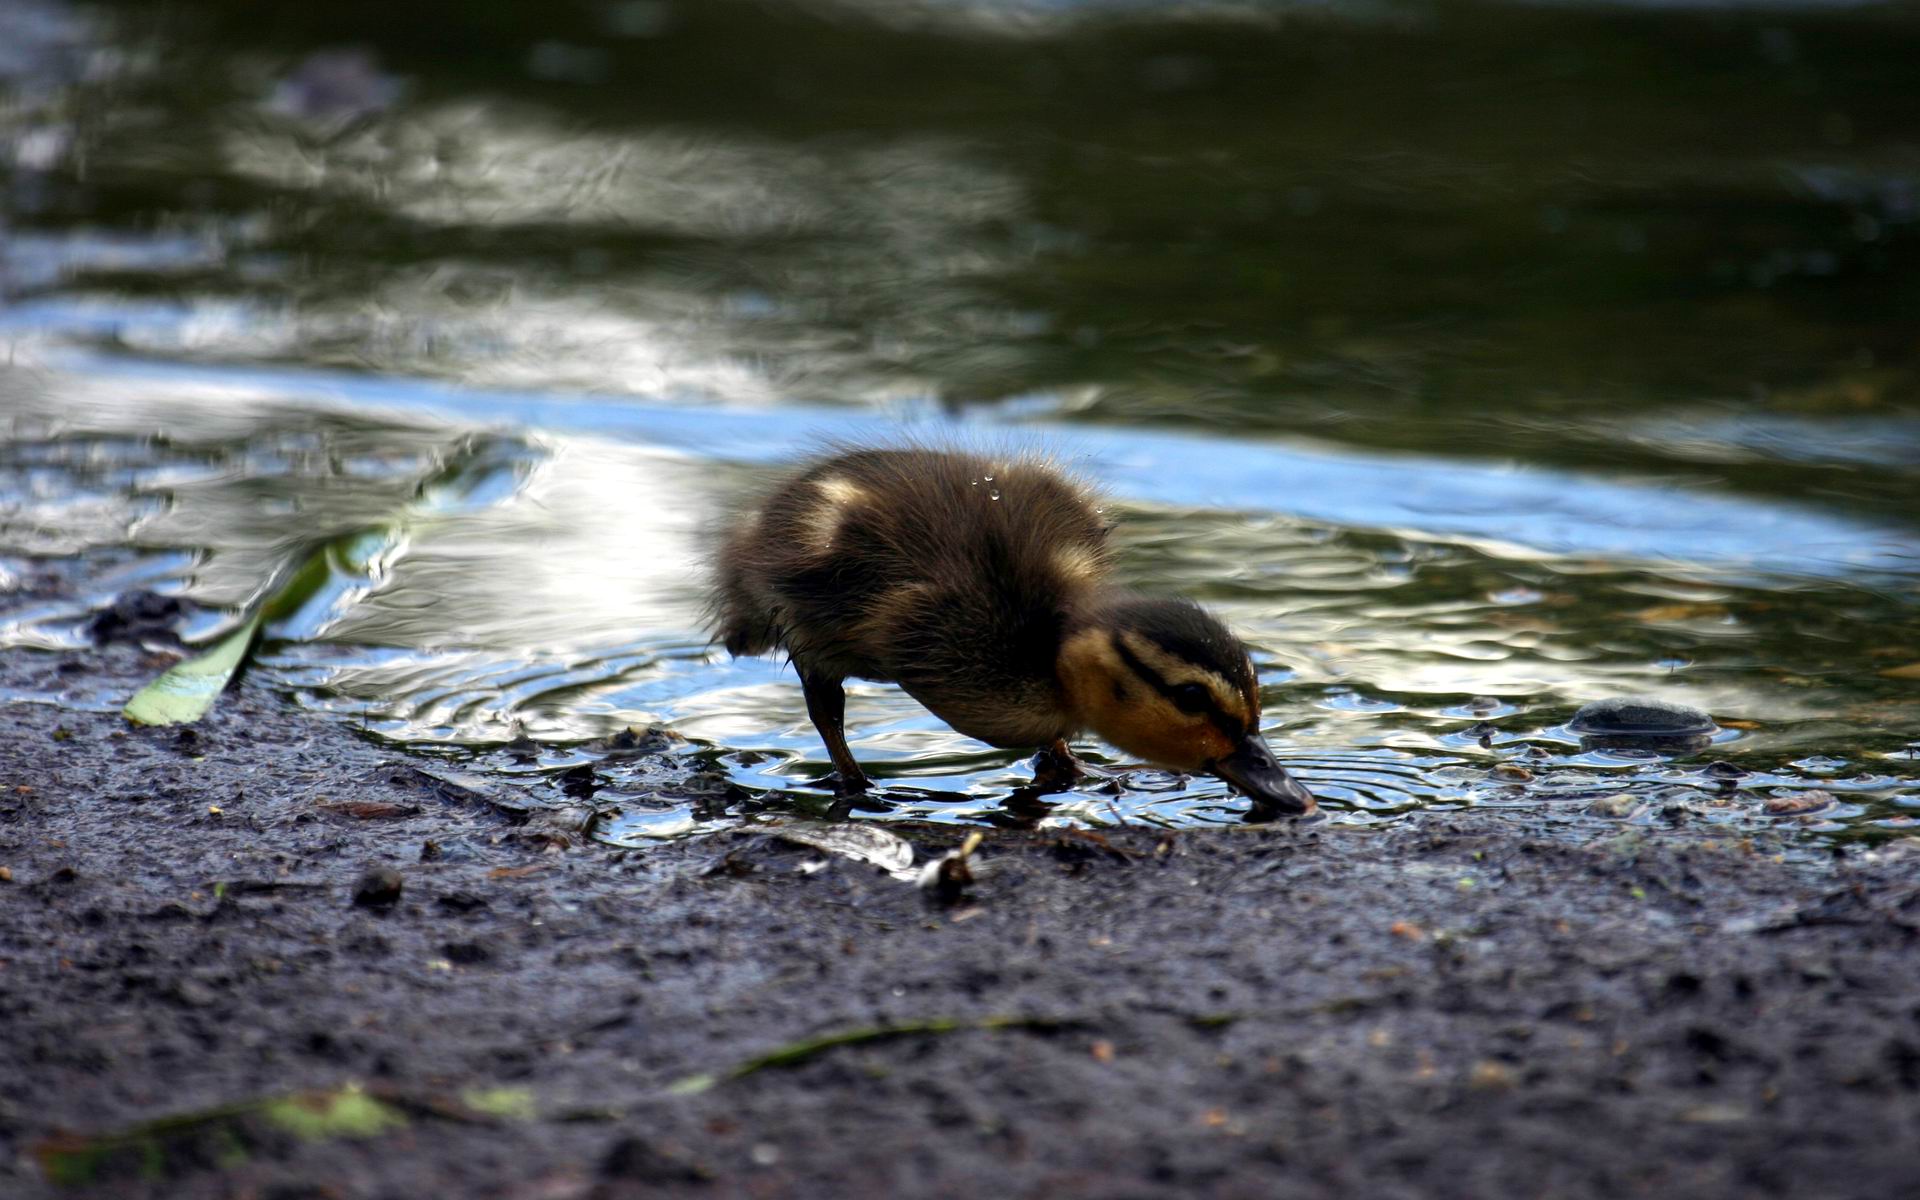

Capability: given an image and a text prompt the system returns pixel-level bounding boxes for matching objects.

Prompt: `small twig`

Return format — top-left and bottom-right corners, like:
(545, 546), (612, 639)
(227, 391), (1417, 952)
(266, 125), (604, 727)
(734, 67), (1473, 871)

(665, 1015), (1085, 1095)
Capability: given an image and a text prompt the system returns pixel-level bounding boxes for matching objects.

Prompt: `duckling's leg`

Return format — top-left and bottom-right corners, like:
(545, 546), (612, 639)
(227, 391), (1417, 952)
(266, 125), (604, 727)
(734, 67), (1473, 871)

(1030, 737), (1085, 794)
(799, 669), (871, 793)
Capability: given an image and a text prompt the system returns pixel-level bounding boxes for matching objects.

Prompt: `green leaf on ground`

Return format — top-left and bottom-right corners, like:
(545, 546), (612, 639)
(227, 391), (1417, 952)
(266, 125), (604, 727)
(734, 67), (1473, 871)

(259, 1087), (408, 1140)
(32, 1084), (408, 1187)
(459, 1087), (539, 1120)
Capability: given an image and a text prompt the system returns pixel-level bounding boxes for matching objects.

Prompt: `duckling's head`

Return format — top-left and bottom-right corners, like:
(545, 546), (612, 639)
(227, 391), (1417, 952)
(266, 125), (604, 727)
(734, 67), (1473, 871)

(1059, 596), (1316, 816)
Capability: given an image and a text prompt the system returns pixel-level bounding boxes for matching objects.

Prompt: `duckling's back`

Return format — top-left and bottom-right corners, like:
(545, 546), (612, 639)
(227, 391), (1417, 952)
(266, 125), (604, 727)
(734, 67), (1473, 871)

(712, 447), (1111, 747)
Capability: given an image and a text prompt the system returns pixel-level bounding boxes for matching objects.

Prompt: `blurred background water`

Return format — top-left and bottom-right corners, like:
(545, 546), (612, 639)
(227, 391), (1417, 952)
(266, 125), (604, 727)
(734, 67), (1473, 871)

(2, 0), (1916, 842)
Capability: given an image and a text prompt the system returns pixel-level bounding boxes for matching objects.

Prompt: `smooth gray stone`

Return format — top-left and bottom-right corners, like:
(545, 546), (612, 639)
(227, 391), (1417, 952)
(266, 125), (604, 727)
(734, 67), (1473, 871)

(1569, 698), (1716, 748)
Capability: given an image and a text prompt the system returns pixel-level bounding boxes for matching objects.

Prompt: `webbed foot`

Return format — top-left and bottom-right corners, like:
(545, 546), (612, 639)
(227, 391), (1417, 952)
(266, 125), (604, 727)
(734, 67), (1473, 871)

(1030, 738), (1087, 795)
(824, 768), (872, 796)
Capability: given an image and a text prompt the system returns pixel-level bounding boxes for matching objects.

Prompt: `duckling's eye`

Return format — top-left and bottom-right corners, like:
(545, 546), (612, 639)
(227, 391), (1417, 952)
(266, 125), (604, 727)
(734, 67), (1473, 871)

(1169, 683), (1211, 714)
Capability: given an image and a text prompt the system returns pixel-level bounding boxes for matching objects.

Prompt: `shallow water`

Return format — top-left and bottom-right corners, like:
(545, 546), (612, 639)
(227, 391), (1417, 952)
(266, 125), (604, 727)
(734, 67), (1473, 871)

(2, 0), (1917, 841)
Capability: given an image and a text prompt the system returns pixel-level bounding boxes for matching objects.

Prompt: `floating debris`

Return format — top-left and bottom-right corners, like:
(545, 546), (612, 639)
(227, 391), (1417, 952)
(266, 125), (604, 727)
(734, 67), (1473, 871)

(1764, 790), (1836, 816)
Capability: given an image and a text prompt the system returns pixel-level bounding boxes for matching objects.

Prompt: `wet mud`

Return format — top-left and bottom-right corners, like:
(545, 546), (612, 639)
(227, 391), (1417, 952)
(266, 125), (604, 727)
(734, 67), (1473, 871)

(4, 642), (1920, 1198)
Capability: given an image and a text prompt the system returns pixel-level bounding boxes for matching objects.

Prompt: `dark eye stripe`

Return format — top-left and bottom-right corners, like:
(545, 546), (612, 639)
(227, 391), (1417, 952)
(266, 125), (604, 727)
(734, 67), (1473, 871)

(1170, 683), (1210, 713)
(1110, 633), (1246, 744)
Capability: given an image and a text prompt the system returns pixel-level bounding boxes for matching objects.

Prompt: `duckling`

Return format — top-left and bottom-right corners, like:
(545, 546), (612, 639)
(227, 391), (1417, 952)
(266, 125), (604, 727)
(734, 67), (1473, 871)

(710, 447), (1316, 816)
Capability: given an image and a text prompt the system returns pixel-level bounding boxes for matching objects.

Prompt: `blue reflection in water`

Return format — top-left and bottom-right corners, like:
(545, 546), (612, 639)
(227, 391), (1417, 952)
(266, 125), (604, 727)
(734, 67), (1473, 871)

(47, 348), (1918, 580)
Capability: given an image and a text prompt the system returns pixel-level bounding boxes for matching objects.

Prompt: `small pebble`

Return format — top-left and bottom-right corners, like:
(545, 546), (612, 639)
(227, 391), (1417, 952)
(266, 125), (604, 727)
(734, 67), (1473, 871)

(1490, 764), (1533, 783)
(171, 978), (218, 1008)
(352, 865), (404, 908)
(1704, 761), (1749, 781)
(85, 589), (187, 646)
(1764, 790), (1835, 816)
(1588, 794), (1641, 818)
(1468, 1060), (1516, 1091)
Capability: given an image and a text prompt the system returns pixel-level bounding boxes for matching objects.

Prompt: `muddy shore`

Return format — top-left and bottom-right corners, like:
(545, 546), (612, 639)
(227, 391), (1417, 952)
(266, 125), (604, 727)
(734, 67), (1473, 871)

(4, 636), (1919, 1199)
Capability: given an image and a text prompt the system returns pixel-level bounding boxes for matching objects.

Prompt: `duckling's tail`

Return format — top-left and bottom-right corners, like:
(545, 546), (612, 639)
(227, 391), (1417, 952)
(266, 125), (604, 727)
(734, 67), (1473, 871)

(720, 622), (774, 658)
(708, 551), (780, 658)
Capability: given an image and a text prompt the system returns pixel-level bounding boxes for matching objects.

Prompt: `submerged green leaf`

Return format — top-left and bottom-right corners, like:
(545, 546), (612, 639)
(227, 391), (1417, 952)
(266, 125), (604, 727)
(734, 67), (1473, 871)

(119, 534), (337, 728)
(121, 613), (264, 727)
(117, 437), (527, 728)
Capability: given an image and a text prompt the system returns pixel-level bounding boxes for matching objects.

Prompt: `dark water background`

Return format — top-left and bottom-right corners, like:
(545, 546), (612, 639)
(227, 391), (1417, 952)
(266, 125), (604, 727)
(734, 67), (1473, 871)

(2, 0), (1917, 842)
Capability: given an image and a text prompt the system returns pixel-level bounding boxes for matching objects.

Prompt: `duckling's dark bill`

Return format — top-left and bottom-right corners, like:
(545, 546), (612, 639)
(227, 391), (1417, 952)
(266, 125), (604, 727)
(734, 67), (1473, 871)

(1210, 735), (1316, 816)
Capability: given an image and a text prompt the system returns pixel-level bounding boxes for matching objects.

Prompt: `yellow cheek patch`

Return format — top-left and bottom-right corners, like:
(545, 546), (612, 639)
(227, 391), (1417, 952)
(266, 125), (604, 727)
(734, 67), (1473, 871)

(1059, 627), (1250, 771)
(1195, 723), (1237, 763)
(1102, 703), (1230, 772)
